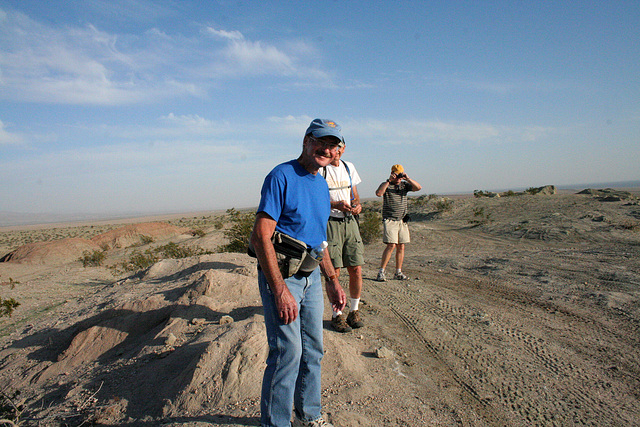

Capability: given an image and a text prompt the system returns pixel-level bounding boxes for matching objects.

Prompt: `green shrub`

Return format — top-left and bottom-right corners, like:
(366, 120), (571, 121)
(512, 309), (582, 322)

(410, 195), (429, 209)
(469, 207), (492, 225)
(219, 208), (256, 253)
(80, 250), (106, 267)
(124, 250), (158, 271)
(0, 297), (20, 318)
(359, 210), (382, 244)
(156, 242), (210, 258)
(119, 242), (213, 272)
(435, 198), (453, 212)
(525, 187), (540, 195)
(140, 235), (154, 244)
(0, 278), (20, 318)
(191, 229), (206, 238)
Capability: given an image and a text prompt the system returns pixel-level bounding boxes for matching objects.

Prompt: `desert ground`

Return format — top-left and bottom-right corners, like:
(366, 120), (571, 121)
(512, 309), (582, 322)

(0, 188), (639, 426)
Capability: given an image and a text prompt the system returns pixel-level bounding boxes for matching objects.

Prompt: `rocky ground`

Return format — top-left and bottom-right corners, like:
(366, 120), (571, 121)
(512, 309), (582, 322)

(0, 188), (639, 426)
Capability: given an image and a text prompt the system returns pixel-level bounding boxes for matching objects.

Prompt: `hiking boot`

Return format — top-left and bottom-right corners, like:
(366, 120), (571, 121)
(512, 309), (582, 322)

(347, 310), (364, 328)
(394, 271), (408, 280)
(293, 415), (334, 427)
(331, 314), (352, 333)
(376, 270), (386, 282)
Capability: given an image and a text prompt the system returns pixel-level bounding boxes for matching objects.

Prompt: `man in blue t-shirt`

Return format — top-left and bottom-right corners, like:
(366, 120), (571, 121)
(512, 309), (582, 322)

(250, 118), (347, 427)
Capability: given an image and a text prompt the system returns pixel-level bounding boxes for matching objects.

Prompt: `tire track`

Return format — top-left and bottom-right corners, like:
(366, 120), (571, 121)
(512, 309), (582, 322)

(366, 278), (509, 425)
(364, 268), (640, 426)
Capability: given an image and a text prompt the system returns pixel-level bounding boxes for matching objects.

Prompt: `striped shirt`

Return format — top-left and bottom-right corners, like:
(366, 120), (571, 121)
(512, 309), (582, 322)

(382, 181), (412, 220)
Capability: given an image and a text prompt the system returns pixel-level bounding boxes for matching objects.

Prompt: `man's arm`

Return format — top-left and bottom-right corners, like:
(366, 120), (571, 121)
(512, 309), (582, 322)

(250, 212), (298, 324)
(319, 252), (347, 313)
(375, 177), (392, 197)
(404, 175), (422, 192)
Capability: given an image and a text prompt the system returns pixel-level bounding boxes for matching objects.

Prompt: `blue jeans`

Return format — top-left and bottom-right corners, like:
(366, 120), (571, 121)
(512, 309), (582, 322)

(258, 268), (325, 427)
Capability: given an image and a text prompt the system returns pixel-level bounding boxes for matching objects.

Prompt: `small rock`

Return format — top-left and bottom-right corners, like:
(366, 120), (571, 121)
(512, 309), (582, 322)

(191, 318), (206, 326)
(375, 347), (395, 359)
(165, 333), (177, 347)
(219, 315), (234, 325)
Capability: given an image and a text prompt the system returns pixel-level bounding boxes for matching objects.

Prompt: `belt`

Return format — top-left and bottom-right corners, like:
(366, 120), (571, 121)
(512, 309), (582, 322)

(329, 216), (352, 222)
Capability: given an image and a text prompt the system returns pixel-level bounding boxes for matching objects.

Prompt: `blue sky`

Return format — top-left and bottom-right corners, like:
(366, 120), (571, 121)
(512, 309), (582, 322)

(1, 0), (638, 216)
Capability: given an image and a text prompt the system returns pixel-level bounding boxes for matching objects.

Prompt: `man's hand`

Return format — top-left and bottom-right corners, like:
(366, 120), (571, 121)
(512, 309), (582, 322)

(274, 287), (298, 324)
(326, 280), (347, 312)
(333, 200), (353, 213)
(251, 212), (299, 324)
(319, 250), (347, 312)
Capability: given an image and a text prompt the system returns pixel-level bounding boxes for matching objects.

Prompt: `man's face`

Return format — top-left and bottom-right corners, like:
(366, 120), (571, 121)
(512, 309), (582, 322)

(331, 145), (345, 165)
(390, 172), (404, 184)
(304, 135), (341, 168)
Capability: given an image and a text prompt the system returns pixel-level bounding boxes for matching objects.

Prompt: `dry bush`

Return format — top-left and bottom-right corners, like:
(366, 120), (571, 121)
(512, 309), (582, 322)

(80, 250), (106, 267)
(219, 208), (256, 253)
(359, 210), (382, 244)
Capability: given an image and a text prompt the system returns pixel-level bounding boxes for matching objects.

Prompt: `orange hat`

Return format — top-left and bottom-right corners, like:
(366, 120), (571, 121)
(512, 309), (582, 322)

(391, 164), (404, 174)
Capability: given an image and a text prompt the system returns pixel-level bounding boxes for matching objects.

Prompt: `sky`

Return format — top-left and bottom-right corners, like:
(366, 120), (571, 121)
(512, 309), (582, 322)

(1, 0), (639, 217)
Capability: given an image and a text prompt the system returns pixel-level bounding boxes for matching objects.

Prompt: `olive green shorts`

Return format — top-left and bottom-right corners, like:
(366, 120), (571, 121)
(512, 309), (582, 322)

(326, 217), (365, 268)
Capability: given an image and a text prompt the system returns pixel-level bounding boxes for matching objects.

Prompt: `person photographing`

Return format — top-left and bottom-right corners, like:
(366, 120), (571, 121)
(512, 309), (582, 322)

(375, 164), (422, 282)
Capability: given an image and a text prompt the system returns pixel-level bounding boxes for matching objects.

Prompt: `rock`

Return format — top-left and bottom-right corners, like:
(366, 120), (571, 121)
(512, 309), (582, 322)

(526, 185), (556, 195)
(375, 347), (395, 359)
(536, 185), (556, 195)
(600, 195), (622, 202)
(165, 333), (177, 347)
(219, 315), (234, 325)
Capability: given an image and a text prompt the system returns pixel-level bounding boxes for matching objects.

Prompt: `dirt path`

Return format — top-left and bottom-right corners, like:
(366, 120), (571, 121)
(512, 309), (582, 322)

(357, 219), (640, 426)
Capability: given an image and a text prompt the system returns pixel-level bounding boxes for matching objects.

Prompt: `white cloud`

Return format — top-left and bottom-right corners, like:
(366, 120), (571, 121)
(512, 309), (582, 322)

(0, 10), (332, 105)
(203, 27), (244, 41)
(203, 27), (308, 78)
(0, 120), (24, 145)
(221, 40), (296, 75)
(155, 113), (234, 138)
(350, 118), (553, 146)
(268, 115), (315, 138)
(161, 113), (216, 127)
(0, 10), (166, 104)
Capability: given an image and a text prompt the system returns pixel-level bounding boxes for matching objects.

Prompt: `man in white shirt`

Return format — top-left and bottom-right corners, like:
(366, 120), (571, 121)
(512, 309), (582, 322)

(321, 141), (365, 332)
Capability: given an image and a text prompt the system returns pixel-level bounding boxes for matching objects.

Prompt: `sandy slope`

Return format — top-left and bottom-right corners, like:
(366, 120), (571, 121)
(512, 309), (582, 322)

(0, 191), (639, 426)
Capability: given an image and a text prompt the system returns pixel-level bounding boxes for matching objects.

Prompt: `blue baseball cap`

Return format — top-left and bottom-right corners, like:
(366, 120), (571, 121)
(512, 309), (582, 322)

(305, 118), (345, 146)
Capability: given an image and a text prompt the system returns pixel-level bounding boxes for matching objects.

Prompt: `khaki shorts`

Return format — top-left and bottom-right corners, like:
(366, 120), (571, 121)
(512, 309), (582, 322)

(326, 217), (364, 268)
(383, 219), (410, 244)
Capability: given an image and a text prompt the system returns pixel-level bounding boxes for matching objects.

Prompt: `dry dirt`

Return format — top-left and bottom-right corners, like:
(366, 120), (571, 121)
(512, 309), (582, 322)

(0, 190), (639, 426)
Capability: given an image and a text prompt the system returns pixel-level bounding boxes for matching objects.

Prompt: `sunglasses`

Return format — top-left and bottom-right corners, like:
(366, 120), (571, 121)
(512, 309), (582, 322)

(309, 136), (341, 152)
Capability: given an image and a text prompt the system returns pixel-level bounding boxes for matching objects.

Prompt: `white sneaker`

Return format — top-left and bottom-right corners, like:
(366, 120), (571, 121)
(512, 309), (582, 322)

(376, 270), (386, 282)
(394, 271), (408, 280)
(292, 415), (334, 427)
